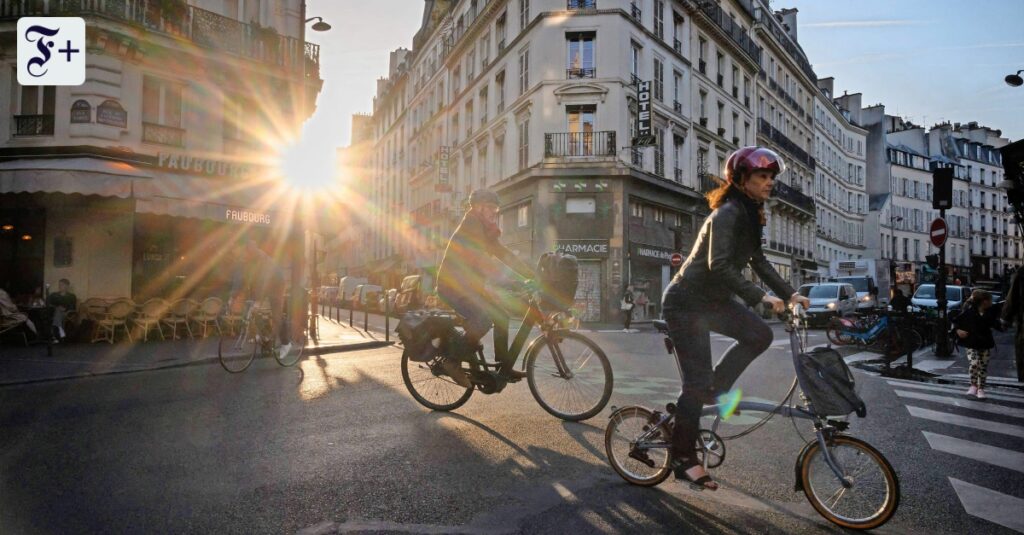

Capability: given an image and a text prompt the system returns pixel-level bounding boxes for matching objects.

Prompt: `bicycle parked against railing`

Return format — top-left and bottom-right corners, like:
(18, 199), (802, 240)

(218, 300), (305, 373)
(825, 309), (923, 359)
(401, 284), (613, 422)
(605, 305), (899, 530)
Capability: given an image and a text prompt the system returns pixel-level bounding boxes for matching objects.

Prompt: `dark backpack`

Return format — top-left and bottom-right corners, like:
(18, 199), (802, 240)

(395, 310), (457, 362)
(795, 347), (867, 418)
(537, 252), (579, 312)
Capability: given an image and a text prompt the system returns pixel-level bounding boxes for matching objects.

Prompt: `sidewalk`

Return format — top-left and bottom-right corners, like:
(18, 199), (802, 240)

(893, 328), (1022, 389)
(0, 318), (392, 386)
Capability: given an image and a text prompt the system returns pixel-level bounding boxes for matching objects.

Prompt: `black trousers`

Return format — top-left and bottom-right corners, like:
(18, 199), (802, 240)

(663, 299), (773, 463)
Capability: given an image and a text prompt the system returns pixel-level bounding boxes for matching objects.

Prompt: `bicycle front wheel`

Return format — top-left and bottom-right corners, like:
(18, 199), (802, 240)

(219, 327), (257, 373)
(800, 435), (900, 530)
(526, 331), (613, 422)
(604, 406), (672, 487)
(825, 318), (854, 346)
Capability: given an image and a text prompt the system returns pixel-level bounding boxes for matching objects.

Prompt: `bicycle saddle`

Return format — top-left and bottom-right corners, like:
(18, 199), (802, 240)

(653, 319), (669, 334)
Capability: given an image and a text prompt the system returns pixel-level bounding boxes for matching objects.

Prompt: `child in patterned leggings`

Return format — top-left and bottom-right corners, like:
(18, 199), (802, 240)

(953, 290), (998, 400)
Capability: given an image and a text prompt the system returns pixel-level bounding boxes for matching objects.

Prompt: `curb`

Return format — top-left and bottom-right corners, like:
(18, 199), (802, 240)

(0, 340), (394, 388)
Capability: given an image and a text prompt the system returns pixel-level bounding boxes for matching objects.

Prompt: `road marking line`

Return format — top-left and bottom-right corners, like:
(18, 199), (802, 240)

(943, 374), (1022, 386)
(923, 432), (1024, 473)
(906, 406), (1024, 438)
(895, 390), (1024, 419)
(886, 380), (1024, 403)
(915, 359), (956, 371)
(844, 351), (879, 364)
(949, 477), (1024, 533)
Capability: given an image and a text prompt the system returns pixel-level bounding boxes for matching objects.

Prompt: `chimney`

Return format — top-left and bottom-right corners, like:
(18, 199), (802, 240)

(816, 77), (834, 98)
(777, 8), (799, 42)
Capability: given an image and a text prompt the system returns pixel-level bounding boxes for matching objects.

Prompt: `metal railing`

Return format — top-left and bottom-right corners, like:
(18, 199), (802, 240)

(0, 1), (320, 74)
(694, 0), (761, 64)
(755, 7), (817, 82)
(758, 118), (815, 170)
(14, 114), (54, 136)
(544, 131), (617, 158)
(772, 180), (815, 213)
(674, 39), (682, 54)
(568, 0), (597, 8)
(567, 68), (597, 79)
(142, 122), (186, 147)
(630, 3), (641, 20)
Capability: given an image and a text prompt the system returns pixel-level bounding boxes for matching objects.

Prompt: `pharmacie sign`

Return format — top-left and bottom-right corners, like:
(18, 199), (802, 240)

(630, 242), (674, 263)
(158, 152), (256, 179)
(556, 239), (609, 259)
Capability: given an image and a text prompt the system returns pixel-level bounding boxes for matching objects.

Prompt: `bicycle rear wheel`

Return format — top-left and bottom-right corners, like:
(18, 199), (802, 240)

(219, 326), (257, 373)
(401, 352), (473, 411)
(526, 330), (613, 422)
(799, 435), (900, 530)
(604, 406), (672, 487)
(825, 318), (854, 346)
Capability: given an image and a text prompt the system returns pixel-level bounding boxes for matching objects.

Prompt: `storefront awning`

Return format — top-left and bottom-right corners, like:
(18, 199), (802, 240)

(0, 157), (147, 198)
(132, 173), (279, 226)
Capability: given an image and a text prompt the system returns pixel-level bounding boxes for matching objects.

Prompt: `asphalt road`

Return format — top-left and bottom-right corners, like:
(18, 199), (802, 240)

(2, 317), (1022, 534)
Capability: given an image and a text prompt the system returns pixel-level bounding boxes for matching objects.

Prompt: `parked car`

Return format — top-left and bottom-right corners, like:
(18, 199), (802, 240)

(395, 275), (425, 313)
(339, 276), (369, 308)
(318, 286), (339, 306)
(351, 284), (382, 311)
(911, 284), (970, 312)
(378, 288), (398, 314)
(798, 283), (858, 325)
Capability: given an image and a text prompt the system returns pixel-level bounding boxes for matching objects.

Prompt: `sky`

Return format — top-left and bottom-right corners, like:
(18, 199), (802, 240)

(300, 0), (1024, 153)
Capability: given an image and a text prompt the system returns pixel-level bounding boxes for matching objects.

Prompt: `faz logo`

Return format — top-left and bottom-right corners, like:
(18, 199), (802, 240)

(17, 17), (86, 86)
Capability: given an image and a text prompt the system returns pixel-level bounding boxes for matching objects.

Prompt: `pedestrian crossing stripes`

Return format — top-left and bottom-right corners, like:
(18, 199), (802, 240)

(895, 379), (1024, 532)
(923, 432), (1024, 474)
(949, 478), (1024, 533)
(905, 406), (1024, 439)
(942, 373), (1022, 387)
(894, 390), (1024, 419)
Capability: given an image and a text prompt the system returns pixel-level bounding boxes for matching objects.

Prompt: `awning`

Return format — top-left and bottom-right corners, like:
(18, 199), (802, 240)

(0, 157), (148, 198)
(132, 172), (280, 226)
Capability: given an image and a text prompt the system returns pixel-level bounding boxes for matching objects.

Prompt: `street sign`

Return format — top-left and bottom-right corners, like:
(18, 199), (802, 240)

(670, 252), (683, 267)
(929, 217), (947, 247)
(636, 80), (651, 142)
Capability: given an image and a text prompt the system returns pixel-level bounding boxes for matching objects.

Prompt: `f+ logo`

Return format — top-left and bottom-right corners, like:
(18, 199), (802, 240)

(17, 18), (86, 86)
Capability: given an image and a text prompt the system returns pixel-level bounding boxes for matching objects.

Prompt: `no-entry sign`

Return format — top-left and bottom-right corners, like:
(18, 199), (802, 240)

(670, 253), (683, 267)
(930, 218), (948, 247)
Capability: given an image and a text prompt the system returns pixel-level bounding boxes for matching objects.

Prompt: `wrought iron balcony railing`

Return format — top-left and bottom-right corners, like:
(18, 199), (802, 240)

(772, 180), (815, 213)
(568, 0), (597, 9)
(758, 118), (815, 170)
(142, 122), (186, 147)
(544, 131), (616, 158)
(694, 0), (761, 65)
(567, 68), (597, 79)
(14, 114), (54, 136)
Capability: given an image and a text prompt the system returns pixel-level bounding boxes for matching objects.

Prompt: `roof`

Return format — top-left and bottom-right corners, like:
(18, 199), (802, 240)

(886, 143), (929, 158)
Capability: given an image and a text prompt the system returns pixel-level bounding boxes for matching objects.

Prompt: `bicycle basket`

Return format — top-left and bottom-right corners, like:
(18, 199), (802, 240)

(795, 347), (867, 418)
(537, 252), (579, 312)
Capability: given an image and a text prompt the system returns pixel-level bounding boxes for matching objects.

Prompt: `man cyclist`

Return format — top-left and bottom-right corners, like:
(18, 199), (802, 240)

(229, 239), (291, 360)
(435, 189), (535, 387)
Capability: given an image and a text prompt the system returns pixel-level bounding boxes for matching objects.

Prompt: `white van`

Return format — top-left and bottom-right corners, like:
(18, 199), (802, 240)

(338, 276), (368, 306)
(798, 283), (859, 325)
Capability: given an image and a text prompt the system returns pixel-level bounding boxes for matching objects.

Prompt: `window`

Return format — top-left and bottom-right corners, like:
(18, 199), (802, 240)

(673, 71), (682, 103)
(517, 119), (529, 169)
(496, 12), (507, 48)
(466, 49), (475, 80)
(715, 53), (724, 84)
(495, 71), (506, 112)
(143, 76), (182, 127)
(479, 87), (488, 125)
(16, 84), (56, 135)
(698, 37), (707, 63)
(717, 101), (724, 131)
(699, 90), (707, 119)
(465, 100), (474, 135)
(567, 105), (596, 155)
(653, 58), (664, 100)
(480, 34), (490, 68)
(517, 204), (529, 227)
(653, 0), (664, 39)
(566, 32), (595, 78)
(519, 0), (530, 31)
(630, 43), (641, 78)
(518, 49), (530, 95)
(654, 207), (664, 223)
(631, 202), (643, 218)
(566, 197), (596, 214)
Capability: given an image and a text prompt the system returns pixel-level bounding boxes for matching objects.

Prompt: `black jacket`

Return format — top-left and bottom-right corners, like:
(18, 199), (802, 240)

(663, 191), (795, 310)
(953, 304), (998, 350)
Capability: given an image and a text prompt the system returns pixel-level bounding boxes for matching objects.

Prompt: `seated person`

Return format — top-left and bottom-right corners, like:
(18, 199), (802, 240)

(47, 278), (77, 340)
(1, 287), (37, 336)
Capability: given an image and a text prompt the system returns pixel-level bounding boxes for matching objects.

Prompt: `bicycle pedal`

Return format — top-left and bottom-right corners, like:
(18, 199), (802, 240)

(628, 449), (656, 468)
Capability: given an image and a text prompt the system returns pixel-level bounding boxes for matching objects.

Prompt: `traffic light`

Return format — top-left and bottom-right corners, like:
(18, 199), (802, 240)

(932, 167), (953, 210)
(925, 254), (939, 269)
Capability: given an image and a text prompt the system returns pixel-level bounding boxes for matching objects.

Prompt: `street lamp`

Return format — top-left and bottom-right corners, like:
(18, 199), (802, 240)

(1006, 70), (1024, 87)
(306, 16), (332, 32)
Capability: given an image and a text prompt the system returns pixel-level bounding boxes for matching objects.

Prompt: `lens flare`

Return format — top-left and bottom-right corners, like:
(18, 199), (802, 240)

(717, 388), (742, 421)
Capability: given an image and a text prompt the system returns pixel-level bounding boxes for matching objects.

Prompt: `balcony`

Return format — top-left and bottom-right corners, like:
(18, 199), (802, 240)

(567, 68), (597, 79)
(698, 59), (707, 74)
(757, 118), (815, 170)
(13, 114), (54, 136)
(716, 74), (724, 87)
(674, 39), (682, 54)
(544, 131), (616, 158)
(772, 180), (814, 214)
(630, 3), (641, 20)
(654, 152), (665, 177)
(568, 0), (597, 9)
(0, 1), (320, 75)
(142, 122), (185, 147)
(631, 73), (642, 87)
(693, 1), (761, 65)
(675, 168), (683, 182)
(673, 100), (683, 114)
(631, 148), (644, 167)
(755, 8), (817, 82)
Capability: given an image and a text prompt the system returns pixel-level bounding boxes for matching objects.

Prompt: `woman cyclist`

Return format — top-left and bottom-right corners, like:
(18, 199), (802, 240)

(661, 147), (810, 490)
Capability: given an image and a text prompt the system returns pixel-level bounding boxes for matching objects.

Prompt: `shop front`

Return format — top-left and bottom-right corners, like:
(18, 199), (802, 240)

(556, 239), (609, 323)
(628, 242), (674, 321)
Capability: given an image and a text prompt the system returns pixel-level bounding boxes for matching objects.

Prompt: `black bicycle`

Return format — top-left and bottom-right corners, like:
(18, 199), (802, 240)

(402, 287), (613, 422)
(218, 301), (305, 373)
(605, 305), (899, 530)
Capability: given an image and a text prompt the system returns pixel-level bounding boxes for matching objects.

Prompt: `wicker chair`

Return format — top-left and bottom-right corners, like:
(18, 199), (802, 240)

(192, 297), (223, 338)
(162, 299), (195, 339)
(92, 299), (135, 344)
(221, 298), (245, 335)
(134, 298), (169, 341)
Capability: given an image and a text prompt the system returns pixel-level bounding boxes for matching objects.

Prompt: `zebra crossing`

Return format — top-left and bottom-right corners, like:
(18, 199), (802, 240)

(887, 377), (1024, 533)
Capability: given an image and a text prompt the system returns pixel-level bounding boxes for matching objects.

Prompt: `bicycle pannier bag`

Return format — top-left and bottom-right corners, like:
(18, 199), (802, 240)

(795, 347), (867, 418)
(396, 311), (456, 362)
(537, 252), (579, 311)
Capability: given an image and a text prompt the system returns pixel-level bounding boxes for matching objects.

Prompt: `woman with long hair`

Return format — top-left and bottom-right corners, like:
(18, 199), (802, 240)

(661, 147), (810, 490)
(953, 289), (1000, 399)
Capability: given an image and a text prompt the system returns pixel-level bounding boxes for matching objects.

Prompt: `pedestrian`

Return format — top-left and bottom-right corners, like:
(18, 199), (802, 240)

(47, 278), (77, 341)
(890, 287), (910, 312)
(621, 284), (635, 332)
(1001, 268), (1024, 383)
(954, 289), (1000, 399)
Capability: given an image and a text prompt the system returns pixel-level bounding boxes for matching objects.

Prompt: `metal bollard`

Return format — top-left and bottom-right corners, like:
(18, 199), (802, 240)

(349, 303), (354, 327)
(385, 295), (390, 342)
(364, 306), (369, 332)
